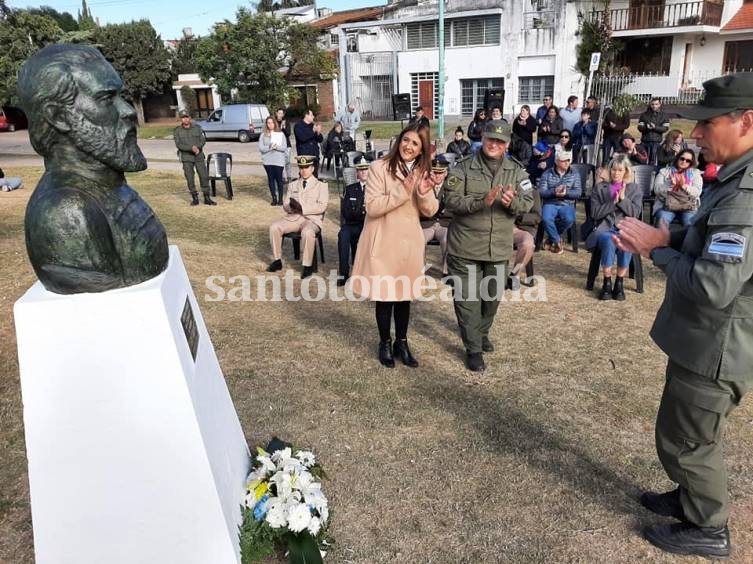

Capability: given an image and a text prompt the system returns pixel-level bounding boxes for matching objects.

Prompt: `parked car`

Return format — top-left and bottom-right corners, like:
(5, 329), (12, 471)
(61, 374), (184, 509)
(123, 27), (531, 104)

(0, 107), (28, 131)
(194, 103), (270, 142)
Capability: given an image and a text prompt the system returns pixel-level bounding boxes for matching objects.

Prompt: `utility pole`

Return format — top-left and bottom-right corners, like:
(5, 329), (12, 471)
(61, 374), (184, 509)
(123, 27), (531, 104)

(437, 0), (445, 150)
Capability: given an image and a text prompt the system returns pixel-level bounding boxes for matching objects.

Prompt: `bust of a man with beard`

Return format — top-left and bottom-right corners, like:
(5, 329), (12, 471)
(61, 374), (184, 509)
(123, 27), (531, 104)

(17, 44), (169, 294)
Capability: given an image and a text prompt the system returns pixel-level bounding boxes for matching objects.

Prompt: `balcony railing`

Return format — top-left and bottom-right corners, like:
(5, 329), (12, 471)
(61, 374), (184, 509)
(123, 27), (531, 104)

(589, 1), (723, 32)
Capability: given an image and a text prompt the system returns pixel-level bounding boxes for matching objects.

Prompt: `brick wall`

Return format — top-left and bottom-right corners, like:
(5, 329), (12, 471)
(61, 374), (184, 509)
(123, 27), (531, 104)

(317, 80), (335, 120)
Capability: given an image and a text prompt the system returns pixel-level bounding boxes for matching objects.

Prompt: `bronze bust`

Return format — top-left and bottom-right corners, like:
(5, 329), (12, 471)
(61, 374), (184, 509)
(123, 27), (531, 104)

(17, 44), (169, 294)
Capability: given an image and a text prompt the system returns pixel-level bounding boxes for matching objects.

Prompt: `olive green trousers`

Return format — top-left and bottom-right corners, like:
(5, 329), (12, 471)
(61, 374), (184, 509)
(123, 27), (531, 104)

(447, 255), (508, 354)
(655, 360), (752, 527)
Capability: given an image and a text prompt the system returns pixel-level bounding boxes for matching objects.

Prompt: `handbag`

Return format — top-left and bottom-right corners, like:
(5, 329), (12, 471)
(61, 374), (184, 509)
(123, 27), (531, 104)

(664, 190), (696, 212)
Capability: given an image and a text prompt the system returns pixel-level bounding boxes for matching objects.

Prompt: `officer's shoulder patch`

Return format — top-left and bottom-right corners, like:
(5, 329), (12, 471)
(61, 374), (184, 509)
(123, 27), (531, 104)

(447, 174), (460, 188)
(705, 232), (747, 262)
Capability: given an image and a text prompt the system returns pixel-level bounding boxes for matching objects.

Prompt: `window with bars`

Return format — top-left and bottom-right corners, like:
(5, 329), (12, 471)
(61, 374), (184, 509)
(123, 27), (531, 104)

(518, 76), (554, 104)
(405, 16), (501, 50)
(723, 40), (753, 74)
(460, 78), (504, 115)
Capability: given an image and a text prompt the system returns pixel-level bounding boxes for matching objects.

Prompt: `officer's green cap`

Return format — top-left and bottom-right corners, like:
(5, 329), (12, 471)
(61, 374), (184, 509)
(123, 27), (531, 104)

(678, 72), (753, 120)
(178, 109), (190, 118)
(296, 155), (316, 167)
(482, 120), (511, 142)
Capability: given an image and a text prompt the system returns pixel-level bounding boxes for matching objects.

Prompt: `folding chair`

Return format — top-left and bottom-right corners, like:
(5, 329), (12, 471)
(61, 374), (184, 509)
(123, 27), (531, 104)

(206, 153), (233, 200)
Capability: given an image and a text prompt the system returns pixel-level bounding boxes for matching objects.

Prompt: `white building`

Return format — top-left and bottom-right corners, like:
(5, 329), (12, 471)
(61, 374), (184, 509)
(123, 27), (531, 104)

(324, 0), (752, 120)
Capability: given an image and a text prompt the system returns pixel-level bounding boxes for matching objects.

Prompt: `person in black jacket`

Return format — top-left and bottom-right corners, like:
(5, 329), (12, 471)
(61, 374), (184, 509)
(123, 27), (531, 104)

(601, 106), (631, 165)
(637, 97), (670, 165)
(446, 126), (471, 159)
(409, 106), (430, 130)
(537, 106), (562, 146)
(467, 108), (486, 153)
(294, 109), (324, 177)
(512, 105), (537, 146)
(337, 161), (369, 285)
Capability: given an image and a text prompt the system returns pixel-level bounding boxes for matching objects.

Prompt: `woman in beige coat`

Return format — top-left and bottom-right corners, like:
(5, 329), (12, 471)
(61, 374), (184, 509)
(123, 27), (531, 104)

(349, 123), (442, 368)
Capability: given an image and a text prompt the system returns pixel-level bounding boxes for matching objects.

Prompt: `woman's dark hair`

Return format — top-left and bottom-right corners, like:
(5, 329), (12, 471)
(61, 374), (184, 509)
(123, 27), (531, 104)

(674, 149), (696, 169)
(546, 106), (560, 118)
(558, 128), (573, 150)
(473, 108), (486, 122)
(519, 104), (531, 115)
(383, 122), (432, 178)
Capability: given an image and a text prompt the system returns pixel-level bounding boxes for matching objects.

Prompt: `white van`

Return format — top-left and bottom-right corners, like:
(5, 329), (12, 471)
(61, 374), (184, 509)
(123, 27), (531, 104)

(195, 103), (270, 142)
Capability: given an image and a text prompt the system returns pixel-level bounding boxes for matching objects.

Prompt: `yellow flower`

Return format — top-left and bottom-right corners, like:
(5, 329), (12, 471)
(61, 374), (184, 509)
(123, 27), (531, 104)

(254, 481), (268, 501)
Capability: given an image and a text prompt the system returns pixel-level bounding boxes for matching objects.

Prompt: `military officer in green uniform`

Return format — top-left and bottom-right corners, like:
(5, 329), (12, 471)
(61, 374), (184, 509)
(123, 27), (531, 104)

(174, 109), (216, 206)
(616, 73), (753, 559)
(444, 120), (534, 372)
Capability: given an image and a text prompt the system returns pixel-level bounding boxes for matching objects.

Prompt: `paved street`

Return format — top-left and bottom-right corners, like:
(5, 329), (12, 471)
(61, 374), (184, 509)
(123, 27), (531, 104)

(0, 129), (390, 180)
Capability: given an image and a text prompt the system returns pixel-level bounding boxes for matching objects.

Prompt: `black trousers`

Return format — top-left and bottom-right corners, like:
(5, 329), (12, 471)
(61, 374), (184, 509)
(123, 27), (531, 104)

(338, 224), (363, 276)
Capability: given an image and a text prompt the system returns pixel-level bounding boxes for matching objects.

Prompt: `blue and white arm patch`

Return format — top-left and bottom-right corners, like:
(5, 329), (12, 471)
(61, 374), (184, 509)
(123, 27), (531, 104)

(705, 232), (746, 262)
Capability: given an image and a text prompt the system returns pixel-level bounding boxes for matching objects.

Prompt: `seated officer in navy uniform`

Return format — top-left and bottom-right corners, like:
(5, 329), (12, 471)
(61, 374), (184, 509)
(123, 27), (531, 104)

(337, 161), (369, 286)
(421, 157), (452, 277)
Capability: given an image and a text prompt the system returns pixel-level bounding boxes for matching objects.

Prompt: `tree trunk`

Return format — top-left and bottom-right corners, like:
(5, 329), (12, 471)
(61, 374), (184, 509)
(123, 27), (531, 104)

(133, 97), (146, 126)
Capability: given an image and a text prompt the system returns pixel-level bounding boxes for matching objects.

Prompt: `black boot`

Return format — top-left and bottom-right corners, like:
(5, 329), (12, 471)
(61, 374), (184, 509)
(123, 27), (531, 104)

(640, 488), (685, 520)
(270, 197), (277, 206)
(266, 259), (282, 272)
(598, 277), (613, 300)
(466, 352), (486, 372)
(378, 339), (395, 368)
(612, 276), (625, 301)
(393, 339), (418, 368)
(301, 265), (314, 279)
(190, 193), (200, 206)
(642, 522), (730, 558)
(204, 194), (217, 206)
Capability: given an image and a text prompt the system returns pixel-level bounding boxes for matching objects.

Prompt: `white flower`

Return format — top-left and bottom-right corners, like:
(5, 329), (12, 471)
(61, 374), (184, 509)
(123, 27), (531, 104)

(318, 505), (329, 524)
(243, 491), (257, 508)
(295, 471), (313, 492)
(287, 503), (312, 533)
(271, 471), (294, 499)
(265, 498), (287, 529)
(271, 447), (292, 463)
(255, 455), (276, 475)
(308, 516), (322, 536)
(296, 450), (316, 467)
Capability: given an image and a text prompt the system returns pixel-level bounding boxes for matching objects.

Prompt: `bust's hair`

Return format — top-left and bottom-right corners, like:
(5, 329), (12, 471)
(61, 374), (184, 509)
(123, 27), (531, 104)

(17, 44), (106, 156)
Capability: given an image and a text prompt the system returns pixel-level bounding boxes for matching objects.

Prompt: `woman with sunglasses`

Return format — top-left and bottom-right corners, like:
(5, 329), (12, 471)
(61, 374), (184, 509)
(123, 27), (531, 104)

(467, 108), (486, 154)
(652, 149), (702, 226)
(553, 128), (574, 155)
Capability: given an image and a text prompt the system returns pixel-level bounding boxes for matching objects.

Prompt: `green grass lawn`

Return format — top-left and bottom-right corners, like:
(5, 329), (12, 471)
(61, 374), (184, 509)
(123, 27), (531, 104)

(2, 166), (752, 563)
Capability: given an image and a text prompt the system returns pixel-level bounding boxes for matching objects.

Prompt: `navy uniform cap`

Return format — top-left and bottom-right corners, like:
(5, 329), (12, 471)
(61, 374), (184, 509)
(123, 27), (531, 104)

(296, 155), (316, 167)
(678, 72), (753, 120)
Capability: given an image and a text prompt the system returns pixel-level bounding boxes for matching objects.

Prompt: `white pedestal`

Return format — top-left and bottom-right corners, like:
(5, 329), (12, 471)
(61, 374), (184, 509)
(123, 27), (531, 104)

(14, 246), (250, 564)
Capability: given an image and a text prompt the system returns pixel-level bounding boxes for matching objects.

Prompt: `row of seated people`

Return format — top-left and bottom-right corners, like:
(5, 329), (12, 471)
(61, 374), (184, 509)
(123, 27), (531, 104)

(265, 151), (646, 302)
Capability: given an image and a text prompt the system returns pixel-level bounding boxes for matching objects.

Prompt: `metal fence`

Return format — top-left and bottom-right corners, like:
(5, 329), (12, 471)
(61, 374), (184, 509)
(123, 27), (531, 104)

(346, 52), (395, 120)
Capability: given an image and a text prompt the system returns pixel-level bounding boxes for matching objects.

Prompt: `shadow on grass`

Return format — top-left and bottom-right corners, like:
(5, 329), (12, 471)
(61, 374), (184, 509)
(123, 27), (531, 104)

(415, 370), (643, 519)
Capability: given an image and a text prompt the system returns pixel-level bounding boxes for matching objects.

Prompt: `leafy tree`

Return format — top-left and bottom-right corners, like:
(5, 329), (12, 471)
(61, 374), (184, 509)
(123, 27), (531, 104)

(195, 8), (336, 108)
(575, 1), (622, 75)
(171, 34), (202, 77)
(0, 10), (63, 104)
(94, 20), (172, 125)
(256, 0), (313, 11)
(28, 6), (78, 32)
(180, 85), (197, 116)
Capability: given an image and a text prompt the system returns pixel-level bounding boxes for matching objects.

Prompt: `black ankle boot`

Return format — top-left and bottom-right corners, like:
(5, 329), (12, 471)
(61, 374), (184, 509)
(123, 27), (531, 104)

(599, 277), (613, 300)
(393, 339), (418, 368)
(612, 276), (625, 301)
(266, 259), (282, 272)
(378, 339), (395, 368)
(204, 194), (217, 205)
(190, 193), (200, 206)
(271, 197), (277, 206)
